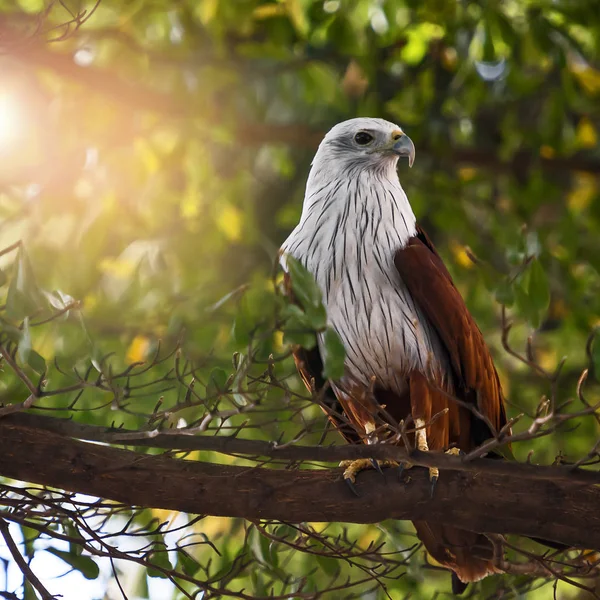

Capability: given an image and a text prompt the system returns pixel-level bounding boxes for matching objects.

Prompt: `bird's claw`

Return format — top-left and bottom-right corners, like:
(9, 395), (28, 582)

(344, 476), (360, 497)
(370, 458), (384, 475)
(430, 474), (438, 498)
(396, 461), (413, 482)
(339, 458), (399, 495)
(429, 466), (440, 498)
(397, 463), (405, 481)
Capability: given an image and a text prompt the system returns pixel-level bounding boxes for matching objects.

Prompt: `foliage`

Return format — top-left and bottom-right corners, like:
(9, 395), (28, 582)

(0, 0), (600, 598)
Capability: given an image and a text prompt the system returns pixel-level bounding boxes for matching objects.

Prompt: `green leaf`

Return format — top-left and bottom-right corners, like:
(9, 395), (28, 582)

(514, 260), (550, 329)
(206, 367), (228, 397)
(322, 327), (346, 380)
(147, 545), (172, 578)
(178, 549), (201, 577)
(17, 317), (31, 365)
(282, 315), (317, 349)
(46, 547), (100, 580)
(528, 259), (550, 315)
(494, 280), (515, 307)
(280, 303), (310, 324)
(6, 247), (46, 321)
(304, 304), (327, 330)
(23, 581), (38, 600)
(27, 350), (46, 374)
(19, 524), (40, 559)
(315, 554), (339, 576)
(514, 280), (537, 328)
(65, 521), (84, 557)
(249, 526), (279, 570)
(286, 256), (324, 313)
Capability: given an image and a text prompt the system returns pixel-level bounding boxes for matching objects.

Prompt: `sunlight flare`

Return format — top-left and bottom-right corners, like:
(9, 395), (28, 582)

(0, 93), (21, 151)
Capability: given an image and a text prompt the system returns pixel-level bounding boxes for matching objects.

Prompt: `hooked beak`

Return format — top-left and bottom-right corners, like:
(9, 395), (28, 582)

(392, 134), (415, 168)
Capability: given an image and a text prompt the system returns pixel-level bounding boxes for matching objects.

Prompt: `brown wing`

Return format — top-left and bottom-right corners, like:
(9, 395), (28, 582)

(394, 225), (507, 444)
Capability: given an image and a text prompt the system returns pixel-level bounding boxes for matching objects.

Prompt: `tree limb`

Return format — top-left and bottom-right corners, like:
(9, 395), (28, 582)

(0, 416), (598, 550)
(3, 411), (600, 486)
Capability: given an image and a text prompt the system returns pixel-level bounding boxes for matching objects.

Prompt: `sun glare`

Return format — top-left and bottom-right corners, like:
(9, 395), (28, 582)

(0, 93), (21, 151)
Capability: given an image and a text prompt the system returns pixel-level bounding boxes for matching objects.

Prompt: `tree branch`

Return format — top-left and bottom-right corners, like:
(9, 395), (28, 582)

(2, 411), (599, 486)
(0, 518), (55, 600)
(0, 416), (598, 550)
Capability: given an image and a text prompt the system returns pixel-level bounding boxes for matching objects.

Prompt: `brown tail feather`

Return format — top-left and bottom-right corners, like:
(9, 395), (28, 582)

(413, 521), (501, 585)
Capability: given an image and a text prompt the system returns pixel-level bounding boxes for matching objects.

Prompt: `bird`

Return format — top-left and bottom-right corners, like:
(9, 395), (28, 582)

(280, 117), (508, 592)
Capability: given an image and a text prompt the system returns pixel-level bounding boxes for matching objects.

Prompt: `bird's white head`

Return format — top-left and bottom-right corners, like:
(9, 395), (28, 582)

(283, 116), (418, 268)
(312, 117), (415, 173)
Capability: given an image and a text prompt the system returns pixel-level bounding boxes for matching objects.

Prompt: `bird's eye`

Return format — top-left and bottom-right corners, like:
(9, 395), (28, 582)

(354, 131), (374, 146)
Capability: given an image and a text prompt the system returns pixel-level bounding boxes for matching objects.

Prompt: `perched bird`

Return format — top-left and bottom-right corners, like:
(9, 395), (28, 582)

(280, 117), (507, 591)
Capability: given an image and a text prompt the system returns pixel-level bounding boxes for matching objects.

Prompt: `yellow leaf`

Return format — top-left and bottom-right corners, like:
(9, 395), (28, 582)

(458, 167), (476, 181)
(253, 4), (286, 19)
(151, 509), (177, 527)
(537, 348), (557, 371)
(571, 63), (600, 95)
(197, 516), (231, 539)
(400, 23), (444, 65)
(17, 0), (44, 13)
(217, 204), (243, 241)
(83, 293), (99, 312)
(449, 241), (473, 269)
(135, 138), (160, 175)
(196, 0), (219, 24)
(287, 0), (310, 36)
(567, 172), (597, 213)
(539, 145), (555, 159)
(99, 257), (136, 278)
(273, 330), (284, 352)
(126, 335), (151, 363)
(576, 117), (598, 149)
(181, 186), (201, 219)
(357, 525), (379, 550)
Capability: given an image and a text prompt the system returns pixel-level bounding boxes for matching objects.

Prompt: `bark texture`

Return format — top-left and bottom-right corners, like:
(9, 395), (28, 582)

(0, 415), (598, 550)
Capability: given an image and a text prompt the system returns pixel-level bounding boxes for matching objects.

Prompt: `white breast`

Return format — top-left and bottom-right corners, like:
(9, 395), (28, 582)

(281, 167), (448, 393)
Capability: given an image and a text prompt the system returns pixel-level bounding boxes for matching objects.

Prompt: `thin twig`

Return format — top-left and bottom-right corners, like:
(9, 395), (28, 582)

(0, 518), (55, 600)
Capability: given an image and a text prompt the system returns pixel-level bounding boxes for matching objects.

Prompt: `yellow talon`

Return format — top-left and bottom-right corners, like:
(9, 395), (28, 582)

(445, 447), (463, 457)
(430, 448), (463, 497)
(339, 458), (400, 483)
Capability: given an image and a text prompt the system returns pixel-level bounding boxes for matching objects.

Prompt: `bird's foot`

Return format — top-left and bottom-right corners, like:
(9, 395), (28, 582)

(396, 460), (413, 482)
(339, 459), (399, 496)
(429, 448), (464, 498)
(445, 447), (464, 457)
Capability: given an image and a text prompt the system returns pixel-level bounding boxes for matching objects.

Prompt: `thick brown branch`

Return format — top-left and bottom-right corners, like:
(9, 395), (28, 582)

(0, 417), (598, 550)
(4, 412), (600, 486)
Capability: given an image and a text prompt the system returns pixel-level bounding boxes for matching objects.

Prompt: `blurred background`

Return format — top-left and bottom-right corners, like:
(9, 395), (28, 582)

(1, 0), (600, 598)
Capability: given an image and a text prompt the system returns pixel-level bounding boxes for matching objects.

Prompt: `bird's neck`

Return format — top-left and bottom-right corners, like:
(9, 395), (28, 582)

(297, 162), (417, 246)
(281, 163), (417, 295)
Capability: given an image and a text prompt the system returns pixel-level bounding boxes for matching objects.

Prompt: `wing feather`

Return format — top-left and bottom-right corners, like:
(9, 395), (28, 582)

(394, 226), (507, 437)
